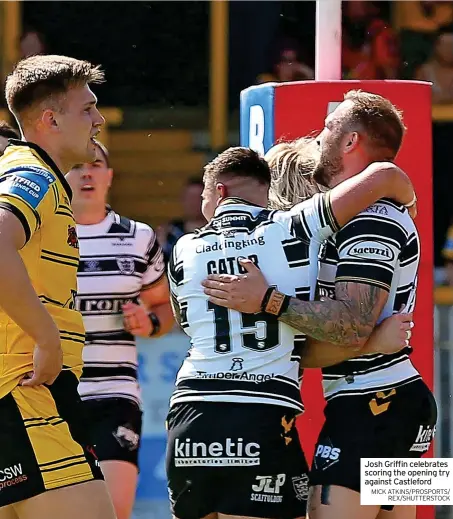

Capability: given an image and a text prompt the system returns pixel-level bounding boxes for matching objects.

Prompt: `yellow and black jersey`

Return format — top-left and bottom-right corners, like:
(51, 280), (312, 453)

(0, 140), (85, 398)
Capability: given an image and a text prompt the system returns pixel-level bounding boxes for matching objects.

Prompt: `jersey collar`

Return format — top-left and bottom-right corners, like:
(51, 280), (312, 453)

(76, 208), (115, 236)
(215, 197), (265, 214)
(8, 139), (73, 202)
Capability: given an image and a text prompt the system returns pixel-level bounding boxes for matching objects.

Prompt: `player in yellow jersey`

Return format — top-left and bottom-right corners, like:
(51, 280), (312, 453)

(0, 55), (116, 519)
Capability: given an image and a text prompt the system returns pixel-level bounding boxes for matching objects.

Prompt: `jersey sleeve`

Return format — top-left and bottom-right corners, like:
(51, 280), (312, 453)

(141, 227), (166, 289)
(288, 192), (340, 244)
(334, 213), (408, 292)
(168, 244), (178, 297)
(0, 165), (57, 245)
(168, 240), (186, 327)
(168, 239), (185, 296)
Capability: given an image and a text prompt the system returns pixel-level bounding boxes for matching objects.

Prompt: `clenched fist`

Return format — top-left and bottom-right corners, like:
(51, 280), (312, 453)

(123, 302), (153, 337)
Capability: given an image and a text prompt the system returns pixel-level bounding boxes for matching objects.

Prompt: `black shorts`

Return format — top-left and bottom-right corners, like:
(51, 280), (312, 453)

(82, 398), (142, 468)
(310, 379), (437, 496)
(0, 371), (103, 507)
(166, 401), (309, 519)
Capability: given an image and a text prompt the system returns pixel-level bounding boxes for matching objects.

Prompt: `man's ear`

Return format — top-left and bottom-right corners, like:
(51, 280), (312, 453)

(43, 109), (58, 128)
(343, 131), (360, 154)
(215, 182), (228, 205)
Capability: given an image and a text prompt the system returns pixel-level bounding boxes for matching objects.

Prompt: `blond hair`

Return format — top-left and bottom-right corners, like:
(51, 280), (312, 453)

(266, 137), (323, 210)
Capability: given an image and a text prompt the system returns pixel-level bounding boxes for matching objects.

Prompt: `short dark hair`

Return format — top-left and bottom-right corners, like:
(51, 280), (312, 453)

(93, 139), (109, 168)
(0, 120), (19, 140)
(203, 147), (271, 187)
(342, 90), (405, 159)
(5, 54), (105, 119)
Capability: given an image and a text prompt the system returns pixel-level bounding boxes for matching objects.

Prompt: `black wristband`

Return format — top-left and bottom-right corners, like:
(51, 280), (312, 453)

(260, 287), (275, 312)
(148, 312), (161, 336)
(262, 288), (291, 317)
(278, 294), (291, 317)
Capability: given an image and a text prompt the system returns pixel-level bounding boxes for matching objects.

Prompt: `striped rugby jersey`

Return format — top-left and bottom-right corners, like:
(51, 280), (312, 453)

(317, 199), (421, 401)
(76, 210), (165, 406)
(0, 141), (85, 398)
(168, 194), (339, 413)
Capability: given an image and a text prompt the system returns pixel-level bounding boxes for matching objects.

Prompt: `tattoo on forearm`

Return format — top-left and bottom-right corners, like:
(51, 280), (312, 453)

(279, 282), (382, 346)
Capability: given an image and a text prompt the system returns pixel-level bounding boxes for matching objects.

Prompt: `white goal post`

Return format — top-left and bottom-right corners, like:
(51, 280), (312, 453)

(315, 0), (343, 81)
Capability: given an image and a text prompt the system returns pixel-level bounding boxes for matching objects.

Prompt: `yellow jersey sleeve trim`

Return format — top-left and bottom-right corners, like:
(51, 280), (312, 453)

(0, 186), (56, 245)
(0, 201), (32, 243)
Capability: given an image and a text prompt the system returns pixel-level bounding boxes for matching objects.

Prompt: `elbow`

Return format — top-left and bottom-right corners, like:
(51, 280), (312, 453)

(348, 323), (374, 351)
(322, 332), (363, 350)
(349, 337), (368, 352)
(335, 336), (363, 351)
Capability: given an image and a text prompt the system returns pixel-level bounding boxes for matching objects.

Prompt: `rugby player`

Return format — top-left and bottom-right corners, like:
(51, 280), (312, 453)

(202, 91), (436, 519)
(167, 145), (416, 519)
(66, 140), (174, 519)
(0, 55), (116, 519)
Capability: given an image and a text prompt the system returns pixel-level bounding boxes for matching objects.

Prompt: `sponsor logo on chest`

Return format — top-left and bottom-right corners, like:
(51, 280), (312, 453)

(117, 258), (135, 275)
(347, 240), (395, 262)
(76, 297), (133, 313)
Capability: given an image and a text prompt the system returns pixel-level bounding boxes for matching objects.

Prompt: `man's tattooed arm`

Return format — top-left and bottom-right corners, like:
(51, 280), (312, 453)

(278, 282), (388, 348)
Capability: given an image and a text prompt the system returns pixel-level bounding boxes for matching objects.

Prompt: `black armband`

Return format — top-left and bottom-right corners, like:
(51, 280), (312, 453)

(148, 312), (161, 336)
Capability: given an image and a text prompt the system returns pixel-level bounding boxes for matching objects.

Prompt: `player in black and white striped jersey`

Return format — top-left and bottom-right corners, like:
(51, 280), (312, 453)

(308, 93), (436, 519)
(66, 140), (174, 519)
(317, 200), (420, 399)
(204, 92), (437, 519)
(167, 146), (416, 519)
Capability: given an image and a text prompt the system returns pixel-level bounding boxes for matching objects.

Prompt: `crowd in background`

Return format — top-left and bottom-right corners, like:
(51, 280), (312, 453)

(11, 0), (453, 285)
